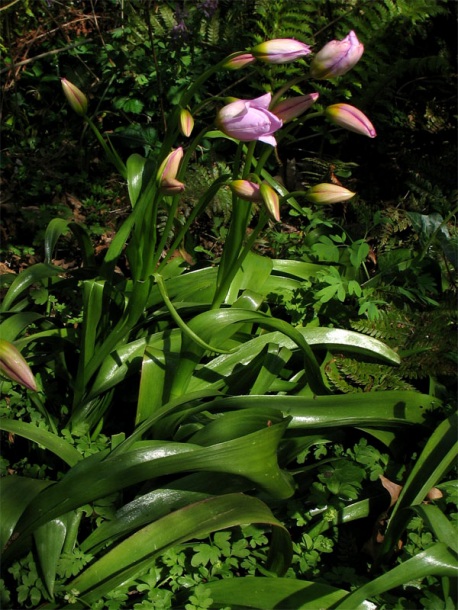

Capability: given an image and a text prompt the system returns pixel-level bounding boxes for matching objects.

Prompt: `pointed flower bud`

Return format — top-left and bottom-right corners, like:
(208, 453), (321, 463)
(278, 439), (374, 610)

(179, 109), (194, 137)
(61, 78), (88, 116)
(272, 93), (319, 123)
(230, 180), (263, 203)
(252, 39), (311, 64)
(310, 31), (364, 79)
(160, 178), (186, 195)
(326, 104), (376, 138)
(158, 147), (184, 183)
(223, 53), (256, 70)
(0, 339), (37, 391)
(260, 182), (280, 221)
(305, 183), (356, 204)
(216, 93), (282, 146)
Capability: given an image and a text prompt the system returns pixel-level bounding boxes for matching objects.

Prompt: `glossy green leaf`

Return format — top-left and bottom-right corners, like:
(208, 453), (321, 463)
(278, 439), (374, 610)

(136, 345), (171, 423)
(225, 251), (273, 304)
(203, 576), (374, 610)
(410, 504), (458, 553)
(378, 412), (458, 561)
(127, 153), (147, 207)
(0, 263), (61, 312)
(34, 517), (67, 598)
(299, 327), (400, 365)
(203, 391), (436, 428)
(62, 494), (292, 607)
(6, 421), (293, 558)
(171, 308), (328, 400)
(146, 266), (217, 308)
(0, 476), (53, 551)
(44, 218), (71, 264)
(0, 312), (43, 342)
(81, 471), (249, 553)
(188, 407), (285, 446)
(335, 542), (458, 608)
(0, 419), (82, 467)
(272, 258), (325, 280)
(87, 336), (147, 400)
(188, 327), (400, 395)
(68, 222), (96, 267)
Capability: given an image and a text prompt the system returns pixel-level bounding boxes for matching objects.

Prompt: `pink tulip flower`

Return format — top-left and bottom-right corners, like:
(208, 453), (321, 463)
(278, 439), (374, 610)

(224, 53), (256, 70)
(179, 109), (194, 137)
(157, 147), (186, 193)
(310, 31), (364, 79)
(216, 93), (283, 146)
(252, 39), (311, 64)
(0, 339), (37, 391)
(326, 104), (376, 138)
(272, 93), (319, 123)
(61, 78), (88, 116)
(305, 183), (356, 204)
(260, 183), (280, 221)
(230, 180), (263, 202)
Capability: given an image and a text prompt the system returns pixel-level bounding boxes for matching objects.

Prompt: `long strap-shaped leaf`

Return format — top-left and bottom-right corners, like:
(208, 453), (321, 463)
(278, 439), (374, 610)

(0, 419), (82, 467)
(4, 421), (293, 561)
(42, 494), (292, 609)
(1, 263), (61, 312)
(375, 411), (458, 564)
(333, 542), (458, 609)
(170, 308), (330, 400)
(201, 391), (437, 428)
(203, 576), (375, 610)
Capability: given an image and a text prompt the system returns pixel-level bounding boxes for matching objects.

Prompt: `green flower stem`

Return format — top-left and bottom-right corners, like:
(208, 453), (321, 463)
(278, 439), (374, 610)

(212, 208), (269, 309)
(270, 75), (310, 107)
(214, 140), (278, 307)
(158, 51), (248, 161)
(277, 111), (324, 143)
(61, 510), (84, 555)
(151, 126), (216, 271)
(179, 51), (248, 110)
(84, 115), (126, 179)
(154, 273), (231, 354)
(157, 175), (230, 271)
(137, 189), (161, 281)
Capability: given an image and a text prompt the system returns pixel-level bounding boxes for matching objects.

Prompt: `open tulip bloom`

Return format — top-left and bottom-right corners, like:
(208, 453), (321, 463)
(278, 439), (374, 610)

(216, 93), (283, 146)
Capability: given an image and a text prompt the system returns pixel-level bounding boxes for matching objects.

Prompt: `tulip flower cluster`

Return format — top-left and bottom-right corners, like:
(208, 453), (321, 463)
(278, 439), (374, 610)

(61, 29), (376, 242)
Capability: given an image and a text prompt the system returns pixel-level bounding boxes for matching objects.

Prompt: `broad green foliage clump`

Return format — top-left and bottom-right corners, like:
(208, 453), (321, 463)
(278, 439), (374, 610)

(1, 2), (456, 609)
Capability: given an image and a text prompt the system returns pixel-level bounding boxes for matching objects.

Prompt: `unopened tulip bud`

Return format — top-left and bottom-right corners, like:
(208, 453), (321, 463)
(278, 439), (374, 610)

(310, 31), (364, 79)
(179, 109), (194, 137)
(160, 178), (186, 195)
(0, 339), (37, 391)
(251, 39), (311, 64)
(272, 93), (319, 123)
(224, 53), (256, 70)
(157, 147), (184, 185)
(230, 180), (263, 202)
(61, 78), (88, 116)
(326, 104), (376, 138)
(260, 183), (280, 221)
(305, 183), (356, 204)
